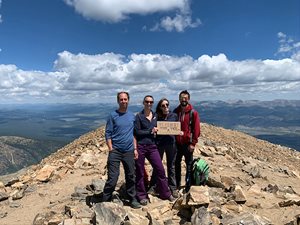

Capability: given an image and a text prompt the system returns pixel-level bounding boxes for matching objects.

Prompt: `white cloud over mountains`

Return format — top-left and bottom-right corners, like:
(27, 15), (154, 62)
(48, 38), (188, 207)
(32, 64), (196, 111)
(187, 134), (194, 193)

(63, 0), (200, 32)
(1, 49), (300, 103)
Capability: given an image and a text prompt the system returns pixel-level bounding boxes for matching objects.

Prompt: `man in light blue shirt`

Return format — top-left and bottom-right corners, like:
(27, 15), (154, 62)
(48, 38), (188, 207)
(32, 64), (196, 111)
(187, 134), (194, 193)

(102, 91), (141, 209)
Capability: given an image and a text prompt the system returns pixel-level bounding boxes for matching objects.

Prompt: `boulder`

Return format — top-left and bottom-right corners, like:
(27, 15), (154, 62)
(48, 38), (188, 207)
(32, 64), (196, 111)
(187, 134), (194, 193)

(35, 165), (57, 182)
(191, 206), (212, 225)
(233, 185), (247, 204)
(187, 186), (210, 206)
(221, 212), (272, 225)
(94, 202), (127, 225)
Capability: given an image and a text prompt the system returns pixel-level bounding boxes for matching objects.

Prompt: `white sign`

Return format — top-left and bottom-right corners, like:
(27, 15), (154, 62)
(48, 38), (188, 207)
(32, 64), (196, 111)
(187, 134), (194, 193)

(157, 121), (181, 135)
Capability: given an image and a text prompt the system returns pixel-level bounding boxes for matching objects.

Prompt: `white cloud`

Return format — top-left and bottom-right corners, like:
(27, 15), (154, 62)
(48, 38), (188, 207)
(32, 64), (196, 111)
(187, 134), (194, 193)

(63, 0), (186, 23)
(63, 0), (200, 32)
(1, 50), (300, 103)
(277, 32), (300, 58)
(151, 14), (201, 32)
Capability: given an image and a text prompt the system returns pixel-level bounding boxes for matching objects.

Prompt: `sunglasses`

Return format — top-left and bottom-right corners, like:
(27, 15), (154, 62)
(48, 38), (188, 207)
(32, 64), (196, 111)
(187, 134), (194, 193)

(161, 103), (169, 108)
(144, 100), (154, 104)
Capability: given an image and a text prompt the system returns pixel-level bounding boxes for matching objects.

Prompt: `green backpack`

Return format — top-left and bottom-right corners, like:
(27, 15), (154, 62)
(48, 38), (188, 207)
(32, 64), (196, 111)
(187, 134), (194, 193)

(191, 158), (209, 186)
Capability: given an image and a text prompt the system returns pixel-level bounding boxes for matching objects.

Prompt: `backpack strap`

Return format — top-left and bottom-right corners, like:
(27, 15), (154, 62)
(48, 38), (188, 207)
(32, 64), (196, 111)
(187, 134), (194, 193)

(189, 109), (194, 143)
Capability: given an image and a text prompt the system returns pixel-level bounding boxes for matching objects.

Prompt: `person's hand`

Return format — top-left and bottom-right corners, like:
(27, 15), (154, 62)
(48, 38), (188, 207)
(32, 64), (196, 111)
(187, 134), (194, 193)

(188, 145), (195, 152)
(151, 127), (158, 134)
(134, 149), (139, 160)
(179, 131), (184, 136)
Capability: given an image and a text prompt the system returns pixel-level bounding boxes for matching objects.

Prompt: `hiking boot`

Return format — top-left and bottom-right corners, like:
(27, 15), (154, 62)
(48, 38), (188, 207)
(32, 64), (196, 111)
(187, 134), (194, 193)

(130, 199), (141, 209)
(168, 195), (176, 202)
(171, 190), (179, 198)
(111, 194), (123, 205)
(140, 199), (149, 206)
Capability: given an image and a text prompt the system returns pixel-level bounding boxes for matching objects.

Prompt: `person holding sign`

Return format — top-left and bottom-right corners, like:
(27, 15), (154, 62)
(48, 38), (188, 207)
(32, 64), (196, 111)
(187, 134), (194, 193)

(134, 95), (174, 205)
(148, 98), (179, 198)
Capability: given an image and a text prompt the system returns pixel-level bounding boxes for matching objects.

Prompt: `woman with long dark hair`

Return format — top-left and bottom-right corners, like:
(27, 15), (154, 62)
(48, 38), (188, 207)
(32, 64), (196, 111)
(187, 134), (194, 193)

(148, 98), (179, 198)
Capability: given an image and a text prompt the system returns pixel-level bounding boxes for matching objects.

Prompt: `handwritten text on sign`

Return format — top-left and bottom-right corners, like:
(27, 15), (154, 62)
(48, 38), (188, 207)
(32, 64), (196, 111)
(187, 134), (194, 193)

(157, 121), (181, 135)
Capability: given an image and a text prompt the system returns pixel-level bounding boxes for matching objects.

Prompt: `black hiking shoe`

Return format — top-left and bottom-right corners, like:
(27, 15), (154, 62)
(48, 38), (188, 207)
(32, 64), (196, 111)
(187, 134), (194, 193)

(130, 199), (141, 209)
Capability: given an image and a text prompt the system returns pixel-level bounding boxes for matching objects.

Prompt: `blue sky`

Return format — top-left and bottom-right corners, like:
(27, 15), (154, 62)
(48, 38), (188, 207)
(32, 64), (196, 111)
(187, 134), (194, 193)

(0, 0), (299, 104)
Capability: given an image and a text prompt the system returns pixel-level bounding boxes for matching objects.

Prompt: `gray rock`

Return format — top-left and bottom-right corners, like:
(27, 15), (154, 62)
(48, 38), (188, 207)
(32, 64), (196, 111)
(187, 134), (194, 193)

(249, 165), (261, 178)
(221, 212), (272, 225)
(86, 179), (105, 194)
(233, 185), (247, 204)
(283, 213), (300, 225)
(11, 188), (25, 200)
(2, 176), (20, 187)
(32, 211), (60, 225)
(71, 186), (89, 201)
(208, 187), (227, 205)
(146, 211), (161, 225)
(126, 211), (149, 225)
(280, 186), (296, 195)
(207, 174), (225, 189)
(200, 148), (214, 157)
(262, 184), (279, 194)
(9, 201), (21, 208)
(191, 206), (212, 225)
(0, 191), (9, 201)
(94, 202), (127, 225)
(0, 211), (7, 218)
(221, 176), (235, 191)
(188, 186), (210, 206)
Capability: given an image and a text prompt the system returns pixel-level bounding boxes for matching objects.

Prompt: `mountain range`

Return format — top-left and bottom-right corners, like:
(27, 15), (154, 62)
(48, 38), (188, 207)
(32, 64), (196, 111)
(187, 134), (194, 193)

(0, 99), (299, 175)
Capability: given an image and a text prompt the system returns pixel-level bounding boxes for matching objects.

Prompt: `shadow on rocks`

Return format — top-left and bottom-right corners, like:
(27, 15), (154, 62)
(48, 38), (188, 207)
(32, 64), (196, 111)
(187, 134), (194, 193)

(86, 193), (103, 207)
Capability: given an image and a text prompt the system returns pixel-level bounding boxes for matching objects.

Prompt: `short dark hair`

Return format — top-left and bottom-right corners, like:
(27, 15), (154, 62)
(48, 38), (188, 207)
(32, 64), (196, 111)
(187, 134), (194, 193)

(143, 95), (154, 102)
(117, 91), (130, 102)
(179, 90), (190, 99)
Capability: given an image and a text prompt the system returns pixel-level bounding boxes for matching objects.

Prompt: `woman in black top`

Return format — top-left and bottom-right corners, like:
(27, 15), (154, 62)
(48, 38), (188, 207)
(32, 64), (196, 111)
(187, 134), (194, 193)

(149, 98), (178, 197)
(134, 95), (173, 205)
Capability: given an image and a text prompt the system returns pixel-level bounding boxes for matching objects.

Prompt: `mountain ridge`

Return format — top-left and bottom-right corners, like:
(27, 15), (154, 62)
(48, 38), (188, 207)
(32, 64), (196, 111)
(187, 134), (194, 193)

(0, 136), (65, 175)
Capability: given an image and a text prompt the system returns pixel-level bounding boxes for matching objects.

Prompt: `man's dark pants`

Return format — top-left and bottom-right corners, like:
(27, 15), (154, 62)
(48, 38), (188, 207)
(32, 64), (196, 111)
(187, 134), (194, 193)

(175, 143), (193, 192)
(102, 149), (136, 202)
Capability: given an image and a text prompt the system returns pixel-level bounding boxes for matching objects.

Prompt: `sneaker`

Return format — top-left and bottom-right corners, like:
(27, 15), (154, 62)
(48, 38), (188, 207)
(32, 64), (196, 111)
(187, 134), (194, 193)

(111, 194), (123, 205)
(140, 199), (148, 206)
(168, 195), (176, 202)
(172, 190), (179, 198)
(130, 199), (141, 209)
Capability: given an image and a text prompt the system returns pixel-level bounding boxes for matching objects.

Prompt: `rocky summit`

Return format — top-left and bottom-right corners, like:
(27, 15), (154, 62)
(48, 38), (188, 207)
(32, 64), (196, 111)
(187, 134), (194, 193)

(0, 123), (299, 225)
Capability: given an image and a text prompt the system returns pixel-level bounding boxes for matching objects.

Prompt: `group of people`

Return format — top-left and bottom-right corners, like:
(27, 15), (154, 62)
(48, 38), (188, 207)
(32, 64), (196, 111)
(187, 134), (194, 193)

(102, 90), (200, 209)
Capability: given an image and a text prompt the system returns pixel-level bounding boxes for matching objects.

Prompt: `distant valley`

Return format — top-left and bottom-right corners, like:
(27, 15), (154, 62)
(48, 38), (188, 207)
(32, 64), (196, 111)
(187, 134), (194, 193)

(0, 100), (299, 175)
(0, 136), (64, 175)
(194, 100), (300, 151)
